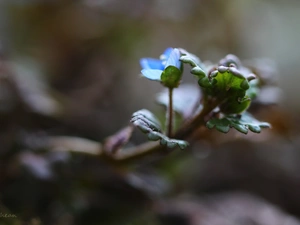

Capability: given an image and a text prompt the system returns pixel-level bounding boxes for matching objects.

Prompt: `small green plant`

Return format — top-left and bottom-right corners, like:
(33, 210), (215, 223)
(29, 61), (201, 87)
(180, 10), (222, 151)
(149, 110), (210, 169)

(101, 47), (272, 160)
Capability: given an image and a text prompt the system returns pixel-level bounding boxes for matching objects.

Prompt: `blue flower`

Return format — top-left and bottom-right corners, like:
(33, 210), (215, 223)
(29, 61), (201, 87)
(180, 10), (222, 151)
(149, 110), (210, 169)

(140, 48), (173, 70)
(140, 48), (181, 81)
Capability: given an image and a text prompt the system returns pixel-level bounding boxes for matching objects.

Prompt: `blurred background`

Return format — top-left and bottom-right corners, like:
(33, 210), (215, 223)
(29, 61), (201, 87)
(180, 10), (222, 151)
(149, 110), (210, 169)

(0, 0), (300, 224)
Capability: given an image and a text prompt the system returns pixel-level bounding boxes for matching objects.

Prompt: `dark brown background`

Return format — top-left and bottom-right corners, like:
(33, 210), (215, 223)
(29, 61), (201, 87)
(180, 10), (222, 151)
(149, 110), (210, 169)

(0, 0), (300, 225)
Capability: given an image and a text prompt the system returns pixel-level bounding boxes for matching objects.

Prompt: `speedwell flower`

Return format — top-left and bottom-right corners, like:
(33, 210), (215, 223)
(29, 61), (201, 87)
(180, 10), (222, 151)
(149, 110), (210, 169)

(139, 48), (182, 88)
(140, 48), (173, 70)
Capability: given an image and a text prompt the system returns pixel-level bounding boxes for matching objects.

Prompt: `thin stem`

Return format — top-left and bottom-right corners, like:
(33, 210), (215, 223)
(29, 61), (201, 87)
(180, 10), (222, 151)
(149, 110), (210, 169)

(45, 98), (221, 163)
(45, 135), (162, 162)
(166, 88), (174, 137)
(113, 99), (219, 162)
(113, 141), (161, 161)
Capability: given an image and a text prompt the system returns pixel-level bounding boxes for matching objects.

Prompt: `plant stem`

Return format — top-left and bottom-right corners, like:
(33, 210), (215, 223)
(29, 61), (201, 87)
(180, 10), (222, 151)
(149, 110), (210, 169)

(45, 98), (220, 163)
(113, 141), (161, 161)
(166, 88), (174, 137)
(174, 98), (221, 139)
(113, 99), (219, 162)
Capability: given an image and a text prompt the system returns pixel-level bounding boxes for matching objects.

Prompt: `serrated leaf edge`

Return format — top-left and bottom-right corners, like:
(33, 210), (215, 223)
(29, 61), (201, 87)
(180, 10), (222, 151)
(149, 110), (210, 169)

(131, 109), (189, 150)
(206, 113), (271, 134)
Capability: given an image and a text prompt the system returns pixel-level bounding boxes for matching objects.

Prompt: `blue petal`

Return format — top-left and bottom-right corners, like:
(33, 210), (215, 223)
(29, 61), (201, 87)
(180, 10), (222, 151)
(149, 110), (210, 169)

(161, 47), (173, 60)
(140, 58), (164, 70)
(164, 48), (181, 69)
(141, 69), (163, 81)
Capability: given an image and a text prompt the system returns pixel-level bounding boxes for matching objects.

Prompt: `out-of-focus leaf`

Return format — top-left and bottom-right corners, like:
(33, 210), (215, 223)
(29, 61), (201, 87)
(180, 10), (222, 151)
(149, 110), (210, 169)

(246, 78), (260, 100)
(131, 109), (188, 149)
(255, 86), (282, 105)
(126, 172), (170, 196)
(156, 84), (201, 119)
(10, 58), (63, 116)
(244, 58), (279, 85)
(103, 126), (134, 155)
(19, 151), (53, 180)
(244, 58), (281, 105)
(48, 136), (102, 155)
(206, 112), (271, 134)
(0, 77), (18, 113)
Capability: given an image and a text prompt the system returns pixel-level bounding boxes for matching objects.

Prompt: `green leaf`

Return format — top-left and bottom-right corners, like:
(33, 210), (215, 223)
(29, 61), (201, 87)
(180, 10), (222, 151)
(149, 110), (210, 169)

(131, 109), (162, 133)
(179, 55), (206, 79)
(160, 66), (182, 88)
(159, 135), (188, 149)
(181, 53), (261, 114)
(219, 96), (251, 114)
(156, 84), (201, 119)
(246, 78), (260, 100)
(211, 66), (249, 99)
(179, 48), (202, 64)
(131, 109), (189, 149)
(206, 112), (271, 134)
(206, 118), (230, 133)
(200, 65), (251, 114)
